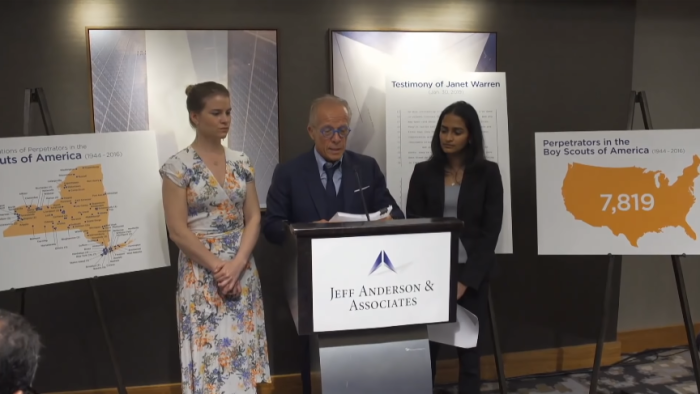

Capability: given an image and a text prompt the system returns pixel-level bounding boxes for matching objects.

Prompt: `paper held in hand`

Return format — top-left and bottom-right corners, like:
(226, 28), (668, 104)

(329, 206), (393, 223)
(427, 305), (479, 349)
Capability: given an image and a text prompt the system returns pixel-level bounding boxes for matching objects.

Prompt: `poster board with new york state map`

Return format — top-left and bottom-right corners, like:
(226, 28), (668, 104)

(0, 131), (170, 291)
(535, 129), (700, 255)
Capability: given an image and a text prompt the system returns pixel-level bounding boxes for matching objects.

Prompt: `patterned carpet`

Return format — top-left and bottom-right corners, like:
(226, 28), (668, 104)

(436, 347), (699, 394)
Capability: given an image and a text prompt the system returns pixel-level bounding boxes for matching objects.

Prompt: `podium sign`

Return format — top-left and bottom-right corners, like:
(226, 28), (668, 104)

(312, 231), (451, 332)
(284, 218), (461, 394)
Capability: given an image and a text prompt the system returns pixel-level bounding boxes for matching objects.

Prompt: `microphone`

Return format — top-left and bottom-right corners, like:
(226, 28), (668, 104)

(353, 165), (371, 222)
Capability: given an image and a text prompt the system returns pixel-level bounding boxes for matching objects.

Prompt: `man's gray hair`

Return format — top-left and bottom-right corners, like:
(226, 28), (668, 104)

(308, 94), (353, 127)
(0, 309), (41, 393)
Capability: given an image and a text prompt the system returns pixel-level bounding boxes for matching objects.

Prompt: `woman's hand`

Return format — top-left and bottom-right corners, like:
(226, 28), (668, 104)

(214, 257), (247, 293)
(457, 282), (468, 300)
(231, 281), (242, 297)
(218, 279), (242, 298)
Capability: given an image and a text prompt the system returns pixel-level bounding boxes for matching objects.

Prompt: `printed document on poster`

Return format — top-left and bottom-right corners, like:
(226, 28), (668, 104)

(385, 72), (513, 253)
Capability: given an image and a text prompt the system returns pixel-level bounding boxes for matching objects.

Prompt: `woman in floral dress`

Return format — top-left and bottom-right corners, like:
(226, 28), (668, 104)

(160, 81), (270, 393)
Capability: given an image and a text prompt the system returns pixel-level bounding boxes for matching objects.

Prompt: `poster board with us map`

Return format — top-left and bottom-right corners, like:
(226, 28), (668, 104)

(0, 131), (170, 291)
(535, 129), (700, 255)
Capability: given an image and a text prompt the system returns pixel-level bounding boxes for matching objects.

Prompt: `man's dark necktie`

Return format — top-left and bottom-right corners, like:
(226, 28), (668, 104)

(324, 162), (339, 219)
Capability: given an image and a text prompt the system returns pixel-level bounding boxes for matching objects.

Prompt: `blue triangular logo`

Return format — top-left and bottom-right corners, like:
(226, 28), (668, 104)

(369, 251), (397, 275)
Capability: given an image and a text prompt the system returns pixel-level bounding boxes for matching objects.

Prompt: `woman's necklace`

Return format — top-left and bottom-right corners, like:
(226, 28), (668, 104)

(448, 167), (464, 186)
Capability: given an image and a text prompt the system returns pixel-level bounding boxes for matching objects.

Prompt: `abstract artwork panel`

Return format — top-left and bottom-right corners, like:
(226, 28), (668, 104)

(88, 29), (280, 207)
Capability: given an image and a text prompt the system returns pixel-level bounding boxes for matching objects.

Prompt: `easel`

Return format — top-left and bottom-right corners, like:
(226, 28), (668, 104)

(13, 87), (128, 394)
(588, 91), (700, 394)
(23, 88), (55, 137)
(489, 288), (508, 394)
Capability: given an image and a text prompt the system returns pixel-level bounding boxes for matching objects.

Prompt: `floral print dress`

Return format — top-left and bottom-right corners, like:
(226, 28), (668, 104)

(159, 146), (270, 394)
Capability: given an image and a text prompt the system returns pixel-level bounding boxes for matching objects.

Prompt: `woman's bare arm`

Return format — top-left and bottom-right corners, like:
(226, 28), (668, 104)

(162, 178), (223, 272)
(214, 179), (261, 292)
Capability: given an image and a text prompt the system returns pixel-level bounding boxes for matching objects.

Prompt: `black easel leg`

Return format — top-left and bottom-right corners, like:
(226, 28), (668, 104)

(671, 255), (700, 390)
(589, 254), (615, 394)
(90, 278), (128, 394)
(17, 288), (27, 316)
(23, 89), (32, 136)
(36, 88), (55, 135)
(488, 287), (507, 394)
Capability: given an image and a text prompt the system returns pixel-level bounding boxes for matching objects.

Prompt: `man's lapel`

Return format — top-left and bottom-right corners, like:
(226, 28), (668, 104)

(302, 149), (327, 219)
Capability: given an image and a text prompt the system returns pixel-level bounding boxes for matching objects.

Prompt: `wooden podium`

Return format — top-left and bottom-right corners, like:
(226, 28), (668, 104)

(283, 218), (463, 394)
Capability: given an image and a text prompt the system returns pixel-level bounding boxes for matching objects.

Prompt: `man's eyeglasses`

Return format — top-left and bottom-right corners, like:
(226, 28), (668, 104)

(318, 126), (351, 139)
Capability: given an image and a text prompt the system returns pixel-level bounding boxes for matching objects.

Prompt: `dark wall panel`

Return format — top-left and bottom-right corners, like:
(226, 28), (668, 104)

(0, 0), (635, 392)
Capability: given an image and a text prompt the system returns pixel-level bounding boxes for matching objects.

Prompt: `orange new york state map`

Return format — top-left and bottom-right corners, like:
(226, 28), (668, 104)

(3, 164), (132, 255)
(562, 155), (700, 247)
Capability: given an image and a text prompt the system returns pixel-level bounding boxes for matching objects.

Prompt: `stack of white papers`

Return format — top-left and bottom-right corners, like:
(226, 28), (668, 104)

(427, 305), (479, 349)
(329, 206), (393, 223)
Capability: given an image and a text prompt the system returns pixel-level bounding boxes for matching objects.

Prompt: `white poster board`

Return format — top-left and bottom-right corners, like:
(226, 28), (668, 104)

(312, 232), (451, 332)
(331, 31), (496, 177)
(535, 129), (700, 255)
(0, 131), (170, 291)
(385, 72), (513, 254)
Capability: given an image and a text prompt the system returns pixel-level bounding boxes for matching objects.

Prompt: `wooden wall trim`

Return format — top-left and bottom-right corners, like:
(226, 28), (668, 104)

(436, 341), (620, 385)
(618, 322), (700, 354)
(48, 341), (621, 394)
(53, 321), (700, 394)
(50, 323), (700, 394)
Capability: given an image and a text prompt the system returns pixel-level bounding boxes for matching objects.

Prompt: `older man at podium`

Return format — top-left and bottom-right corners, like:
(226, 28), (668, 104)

(263, 94), (403, 241)
(263, 94), (404, 393)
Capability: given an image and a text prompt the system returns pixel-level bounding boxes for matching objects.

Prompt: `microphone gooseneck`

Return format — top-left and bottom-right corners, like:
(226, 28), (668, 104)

(353, 166), (371, 221)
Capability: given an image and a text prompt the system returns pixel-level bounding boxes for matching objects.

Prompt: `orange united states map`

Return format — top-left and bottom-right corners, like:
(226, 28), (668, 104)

(562, 155), (700, 247)
(3, 164), (132, 255)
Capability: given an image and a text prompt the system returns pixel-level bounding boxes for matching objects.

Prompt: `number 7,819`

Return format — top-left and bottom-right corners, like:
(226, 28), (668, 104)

(600, 193), (654, 212)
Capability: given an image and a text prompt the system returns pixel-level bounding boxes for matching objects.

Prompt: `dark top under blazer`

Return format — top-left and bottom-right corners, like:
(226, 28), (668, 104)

(263, 148), (405, 245)
(405, 159), (504, 290)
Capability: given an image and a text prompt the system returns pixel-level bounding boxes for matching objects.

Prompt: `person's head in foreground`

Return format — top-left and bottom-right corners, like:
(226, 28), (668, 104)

(0, 309), (40, 394)
(431, 100), (486, 167)
(307, 94), (352, 163)
(185, 81), (232, 142)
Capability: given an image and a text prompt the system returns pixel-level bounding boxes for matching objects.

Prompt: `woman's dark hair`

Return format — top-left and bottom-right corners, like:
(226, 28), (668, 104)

(185, 81), (230, 127)
(428, 100), (486, 170)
